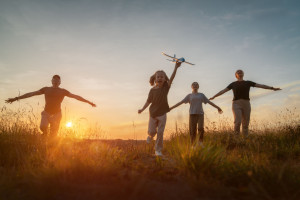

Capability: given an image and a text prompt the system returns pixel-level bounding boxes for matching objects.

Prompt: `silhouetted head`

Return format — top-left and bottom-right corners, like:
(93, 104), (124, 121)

(235, 69), (244, 80)
(52, 75), (61, 88)
(191, 82), (199, 93)
(149, 70), (169, 87)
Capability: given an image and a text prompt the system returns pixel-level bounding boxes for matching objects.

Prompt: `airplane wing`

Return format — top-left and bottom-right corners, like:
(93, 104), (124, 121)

(162, 52), (175, 59)
(184, 61), (195, 65)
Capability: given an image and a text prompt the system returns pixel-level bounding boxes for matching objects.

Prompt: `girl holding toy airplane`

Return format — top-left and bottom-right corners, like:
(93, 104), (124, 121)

(170, 82), (223, 146)
(138, 62), (181, 156)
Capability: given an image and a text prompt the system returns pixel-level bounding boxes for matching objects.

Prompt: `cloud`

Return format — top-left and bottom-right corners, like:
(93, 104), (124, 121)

(290, 87), (300, 92)
(280, 80), (300, 89)
(0, 70), (39, 86)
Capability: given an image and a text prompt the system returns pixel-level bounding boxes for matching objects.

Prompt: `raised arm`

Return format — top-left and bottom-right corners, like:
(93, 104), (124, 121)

(138, 101), (150, 114)
(209, 88), (230, 100)
(169, 101), (184, 111)
(255, 83), (281, 91)
(67, 93), (96, 107)
(168, 62), (182, 87)
(5, 90), (43, 104)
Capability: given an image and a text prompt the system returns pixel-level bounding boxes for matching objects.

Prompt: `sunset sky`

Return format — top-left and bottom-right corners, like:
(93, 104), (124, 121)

(1, 0), (300, 139)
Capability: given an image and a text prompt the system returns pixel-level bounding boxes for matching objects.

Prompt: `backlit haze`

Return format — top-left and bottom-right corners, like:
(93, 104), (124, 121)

(1, 0), (300, 139)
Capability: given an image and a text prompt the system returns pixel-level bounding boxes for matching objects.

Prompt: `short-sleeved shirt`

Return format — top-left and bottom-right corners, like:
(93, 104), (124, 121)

(147, 82), (170, 118)
(181, 93), (209, 115)
(227, 81), (256, 101)
(39, 87), (70, 114)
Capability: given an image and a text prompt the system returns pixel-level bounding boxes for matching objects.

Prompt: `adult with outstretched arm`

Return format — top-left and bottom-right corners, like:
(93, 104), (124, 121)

(5, 75), (96, 136)
(209, 69), (281, 136)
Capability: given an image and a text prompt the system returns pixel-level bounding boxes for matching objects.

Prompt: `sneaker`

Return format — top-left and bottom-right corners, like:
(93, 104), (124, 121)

(146, 136), (153, 144)
(155, 150), (163, 156)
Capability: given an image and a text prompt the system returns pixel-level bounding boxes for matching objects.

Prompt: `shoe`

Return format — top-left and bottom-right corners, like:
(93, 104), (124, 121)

(146, 136), (153, 144)
(155, 150), (163, 156)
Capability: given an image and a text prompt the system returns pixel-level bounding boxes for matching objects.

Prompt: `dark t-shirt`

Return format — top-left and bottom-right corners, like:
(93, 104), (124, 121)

(147, 82), (170, 118)
(227, 81), (256, 101)
(39, 87), (70, 114)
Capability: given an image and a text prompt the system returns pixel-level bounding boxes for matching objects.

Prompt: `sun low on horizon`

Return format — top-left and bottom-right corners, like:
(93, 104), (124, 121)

(66, 121), (73, 128)
(0, 0), (300, 139)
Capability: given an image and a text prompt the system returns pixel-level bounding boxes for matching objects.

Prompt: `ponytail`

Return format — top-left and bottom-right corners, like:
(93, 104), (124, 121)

(149, 70), (169, 86)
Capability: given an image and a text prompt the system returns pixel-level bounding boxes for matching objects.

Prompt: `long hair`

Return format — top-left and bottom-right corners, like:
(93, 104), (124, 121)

(149, 70), (169, 86)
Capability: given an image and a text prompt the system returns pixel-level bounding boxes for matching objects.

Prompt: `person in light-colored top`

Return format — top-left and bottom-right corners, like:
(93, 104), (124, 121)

(170, 82), (222, 145)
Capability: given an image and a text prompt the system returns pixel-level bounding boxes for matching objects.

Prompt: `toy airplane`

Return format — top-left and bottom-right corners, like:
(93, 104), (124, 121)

(162, 52), (195, 65)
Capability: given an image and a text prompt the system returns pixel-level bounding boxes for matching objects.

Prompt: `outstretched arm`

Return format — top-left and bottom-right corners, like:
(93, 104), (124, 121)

(5, 90), (43, 104)
(168, 62), (182, 87)
(169, 101), (184, 111)
(138, 101), (150, 114)
(209, 88), (230, 100)
(67, 93), (96, 107)
(207, 100), (223, 114)
(255, 84), (281, 91)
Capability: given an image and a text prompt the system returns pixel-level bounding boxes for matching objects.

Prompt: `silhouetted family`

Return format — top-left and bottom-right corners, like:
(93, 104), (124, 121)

(5, 62), (281, 156)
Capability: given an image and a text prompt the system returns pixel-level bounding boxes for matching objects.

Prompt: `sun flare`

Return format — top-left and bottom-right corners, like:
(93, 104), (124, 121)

(66, 121), (73, 128)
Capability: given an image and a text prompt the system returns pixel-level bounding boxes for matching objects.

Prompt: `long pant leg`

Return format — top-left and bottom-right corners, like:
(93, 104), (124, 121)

(232, 101), (242, 134)
(40, 111), (50, 135)
(198, 114), (204, 142)
(241, 100), (251, 136)
(189, 114), (198, 144)
(155, 114), (167, 152)
(49, 112), (62, 136)
(148, 116), (158, 138)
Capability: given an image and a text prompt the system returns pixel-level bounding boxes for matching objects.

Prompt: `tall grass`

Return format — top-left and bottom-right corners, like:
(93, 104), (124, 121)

(166, 124), (300, 199)
(0, 107), (300, 199)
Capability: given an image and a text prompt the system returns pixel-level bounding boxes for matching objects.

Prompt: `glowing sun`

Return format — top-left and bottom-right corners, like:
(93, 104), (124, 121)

(66, 121), (73, 128)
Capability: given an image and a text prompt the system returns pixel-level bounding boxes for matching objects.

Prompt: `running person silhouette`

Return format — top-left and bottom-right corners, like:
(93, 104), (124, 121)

(5, 75), (96, 136)
(209, 69), (281, 136)
(170, 82), (223, 146)
(138, 62), (181, 156)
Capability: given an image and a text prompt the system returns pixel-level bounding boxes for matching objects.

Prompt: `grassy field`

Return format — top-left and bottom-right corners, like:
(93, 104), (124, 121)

(0, 108), (300, 200)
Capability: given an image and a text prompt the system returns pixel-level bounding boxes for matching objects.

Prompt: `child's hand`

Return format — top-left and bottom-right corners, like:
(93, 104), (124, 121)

(138, 109), (143, 114)
(218, 108), (223, 114)
(175, 62), (181, 68)
(209, 97), (215, 100)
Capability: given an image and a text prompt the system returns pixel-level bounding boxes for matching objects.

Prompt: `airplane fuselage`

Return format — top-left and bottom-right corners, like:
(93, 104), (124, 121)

(178, 57), (185, 62)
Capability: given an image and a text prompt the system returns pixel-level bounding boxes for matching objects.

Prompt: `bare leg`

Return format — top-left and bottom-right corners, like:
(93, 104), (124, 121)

(40, 111), (49, 135)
